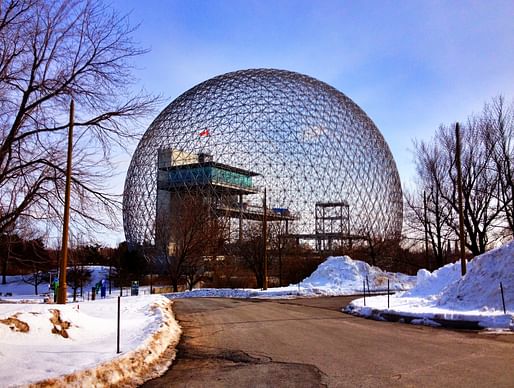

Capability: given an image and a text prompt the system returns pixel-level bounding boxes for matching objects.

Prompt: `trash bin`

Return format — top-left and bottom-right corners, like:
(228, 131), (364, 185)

(131, 281), (139, 296)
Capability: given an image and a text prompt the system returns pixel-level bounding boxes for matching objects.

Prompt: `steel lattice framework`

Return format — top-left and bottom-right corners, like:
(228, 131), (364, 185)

(123, 69), (403, 247)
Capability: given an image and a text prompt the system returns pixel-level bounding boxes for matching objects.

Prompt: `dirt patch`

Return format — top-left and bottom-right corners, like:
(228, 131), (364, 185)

(0, 313), (30, 332)
(49, 309), (71, 338)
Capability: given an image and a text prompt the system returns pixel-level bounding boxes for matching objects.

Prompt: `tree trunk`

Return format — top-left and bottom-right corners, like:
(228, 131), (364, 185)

(1, 258), (6, 285)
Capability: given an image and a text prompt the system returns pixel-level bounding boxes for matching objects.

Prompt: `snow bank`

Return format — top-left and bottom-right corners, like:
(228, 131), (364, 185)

(346, 241), (514, 330)
(0, 295), (181, 387)
(300, 256), (415, 295)
(437, 242), (513, 311)
(167, 288), (256, 299)
(404, 260), (472, 298)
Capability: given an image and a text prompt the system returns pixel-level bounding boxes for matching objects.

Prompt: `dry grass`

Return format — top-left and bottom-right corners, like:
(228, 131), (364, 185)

(49, 309), (71, 338)
(0, 313), (30, 333)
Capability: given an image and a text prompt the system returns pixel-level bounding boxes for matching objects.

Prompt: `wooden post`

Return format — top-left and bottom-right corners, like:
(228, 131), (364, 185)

(239, 194), (243, 242)
(387, 278), (390, 308)
(500, 282), (506, 314)
(117, 296), (121, 353)
(363, 279), (366, 306)
(455, 123), (467, 276)
(57, 100), (74, 304)
(262, 188), (268, 290)
(423, 191), (430, 270)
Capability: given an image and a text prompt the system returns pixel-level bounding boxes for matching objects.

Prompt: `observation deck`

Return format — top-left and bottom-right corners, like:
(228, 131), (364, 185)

(158, 160), (259, 195)
(157, 149), (295, 227)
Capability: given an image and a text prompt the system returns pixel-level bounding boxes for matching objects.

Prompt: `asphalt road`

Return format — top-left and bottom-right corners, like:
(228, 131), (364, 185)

(143, 297), (514, 387)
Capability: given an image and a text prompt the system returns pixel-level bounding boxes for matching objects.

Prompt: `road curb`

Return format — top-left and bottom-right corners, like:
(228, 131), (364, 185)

(343, 305), (489, 331)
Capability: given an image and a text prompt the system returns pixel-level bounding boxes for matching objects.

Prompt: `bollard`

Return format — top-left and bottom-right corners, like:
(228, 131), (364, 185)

(91, 287), (96, 301)
(500, 282), (506, 314)
(363, 279), (366, 306)
(117, 296), (121, 353)
(366, 275), (370, 297)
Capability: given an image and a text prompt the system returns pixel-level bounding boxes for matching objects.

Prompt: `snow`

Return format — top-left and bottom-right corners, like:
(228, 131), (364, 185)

(0, 266), (110, 302)
(166, 255), (416, 300)
(300, 256), (415, 295)
(345, 241), (514, 330)
(403, 261), (471, 298)
(0, 268), (181, 387)
(0, 274), (52, 300)
(2, 246), (512, 386)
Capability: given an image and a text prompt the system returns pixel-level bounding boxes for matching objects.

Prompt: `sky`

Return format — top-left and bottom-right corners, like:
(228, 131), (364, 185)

(103, 0), (514, 245)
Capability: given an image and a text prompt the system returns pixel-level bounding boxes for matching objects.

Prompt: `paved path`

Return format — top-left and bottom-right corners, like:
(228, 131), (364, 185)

(143, 297), (514, 387)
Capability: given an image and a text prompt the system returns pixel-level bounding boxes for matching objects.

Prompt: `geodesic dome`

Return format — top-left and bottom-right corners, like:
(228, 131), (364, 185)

(123, 69), (402, 247)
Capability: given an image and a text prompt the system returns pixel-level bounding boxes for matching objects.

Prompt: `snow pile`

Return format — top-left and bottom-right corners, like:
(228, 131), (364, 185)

(166, 256), (415, 299)
(0, 295), (181, 387)
(437, 242), (513, 311)
(300, 256), (415, 295)
(404, 260), (473, 298)
(346, 241), (514, 330)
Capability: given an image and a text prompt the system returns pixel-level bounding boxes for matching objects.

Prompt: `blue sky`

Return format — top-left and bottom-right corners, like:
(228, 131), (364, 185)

(105, 0), (513, 244)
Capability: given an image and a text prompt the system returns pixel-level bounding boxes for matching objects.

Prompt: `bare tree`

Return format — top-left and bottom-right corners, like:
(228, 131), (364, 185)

(19, 237), (51, 295)
(67, 241), (92, 301)
(236, 222), (266, 288)
(406, 137), (456, 269)
(267, 220), (287, 286)
(405, 188), (454, 269)
(155, 196), (226, 292)
(412, 104), (506, 257)
(481, 96), (514, 236)
(0, 230), (15, 284)
(0, 0), (157, 237)
(67, 265), (92, 301)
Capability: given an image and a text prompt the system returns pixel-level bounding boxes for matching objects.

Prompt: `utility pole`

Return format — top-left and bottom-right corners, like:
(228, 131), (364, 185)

(455, 122), (467, 276)
(57, 100), (74, 304)
(262, 188), (268, 290)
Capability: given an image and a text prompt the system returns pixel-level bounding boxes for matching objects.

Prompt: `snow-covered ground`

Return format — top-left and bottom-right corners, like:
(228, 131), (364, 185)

(0, 266), (153, 303)
(167, 256), (416, 299)
(0, 269), (181, 387)
(346, 242), (514, 330)
(2, 246), (512, 386)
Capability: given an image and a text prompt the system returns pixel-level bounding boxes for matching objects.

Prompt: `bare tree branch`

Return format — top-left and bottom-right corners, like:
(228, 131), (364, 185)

(0, 0), (159, 237)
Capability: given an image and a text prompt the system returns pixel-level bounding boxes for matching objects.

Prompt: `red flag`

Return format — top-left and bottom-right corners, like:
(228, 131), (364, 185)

(199, 129), (209, 137)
